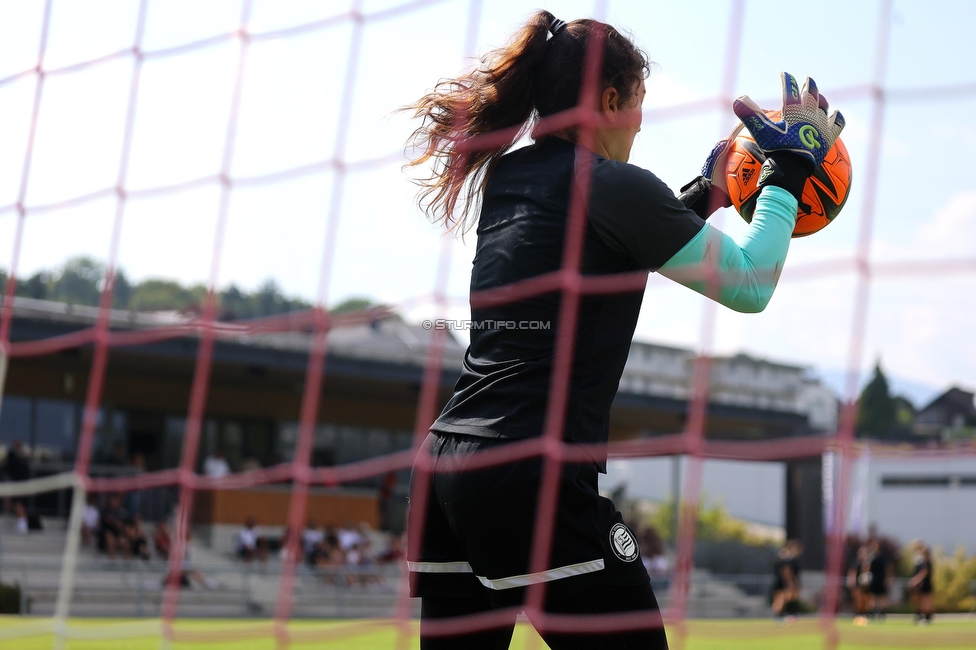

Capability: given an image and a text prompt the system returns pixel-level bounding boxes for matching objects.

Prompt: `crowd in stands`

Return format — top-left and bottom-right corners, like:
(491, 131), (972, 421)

(234, 517), (269, 563)
(80, 492), (219, 589)
(233, 517), (404, 583)
(81, 492), (172, 562)
(299, 519), (403, 585)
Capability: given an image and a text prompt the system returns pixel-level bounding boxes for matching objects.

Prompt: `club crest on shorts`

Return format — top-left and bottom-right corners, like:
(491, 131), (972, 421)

(609, 523), (639, 562)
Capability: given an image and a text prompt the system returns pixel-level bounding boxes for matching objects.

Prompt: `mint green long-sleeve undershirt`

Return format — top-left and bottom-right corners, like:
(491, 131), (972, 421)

(658, 185), (798, 313)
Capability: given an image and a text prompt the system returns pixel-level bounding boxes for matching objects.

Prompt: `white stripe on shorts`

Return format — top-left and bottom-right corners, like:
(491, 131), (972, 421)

(408, 558), (607, 590)
(477, 559), (605, 591)
(407, 560), (474, 574)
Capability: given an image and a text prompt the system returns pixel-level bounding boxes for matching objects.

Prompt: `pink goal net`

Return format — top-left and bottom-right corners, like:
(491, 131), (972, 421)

(1, 0), (974, 647)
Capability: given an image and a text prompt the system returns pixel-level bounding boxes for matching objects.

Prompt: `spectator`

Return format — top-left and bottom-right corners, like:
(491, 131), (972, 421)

(348, 535), (374, 565)
(376, 533), (404, 564)
(302, 519), (325, 564)
(351, 537), (380, 586)
(2, 440), (31, 482)
(203, 451), (230, 479)
(81, 494), (100, 547)
(235, 517), (268, 563)
(13, 500), (28, 534)
(153, 520), (172, 559)
(126, 514), (151, 561)
(346, 542), (362, 567)
(2, 440), (31, 521)
(313, 528), (346, 584)
(337, 521), (362, 552)
(346, 541), (363, 586)
(98, 493), (130, 559)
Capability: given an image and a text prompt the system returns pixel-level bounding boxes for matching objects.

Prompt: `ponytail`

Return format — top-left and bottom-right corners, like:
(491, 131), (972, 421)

(404, 11), (649, 233)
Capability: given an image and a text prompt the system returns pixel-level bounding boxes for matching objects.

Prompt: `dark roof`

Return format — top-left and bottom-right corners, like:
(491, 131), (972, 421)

(918, 387), (976, 425)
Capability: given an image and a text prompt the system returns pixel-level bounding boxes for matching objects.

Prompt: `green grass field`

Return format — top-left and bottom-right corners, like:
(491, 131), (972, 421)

(0, 616), (974, 649)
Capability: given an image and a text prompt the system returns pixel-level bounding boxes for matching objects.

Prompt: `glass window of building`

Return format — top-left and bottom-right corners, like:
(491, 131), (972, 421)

(163, 416), (186, 469)
(366, 428), (393, 458)
(93, 407), (128, 466)
(277, 422), (298, 463)
(34, 399), (78, 461)
(0, 395), (32, 447)
(241, 420), (275, 468)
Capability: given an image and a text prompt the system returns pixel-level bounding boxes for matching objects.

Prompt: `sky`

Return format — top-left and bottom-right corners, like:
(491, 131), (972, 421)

(1, 0), (975, 411)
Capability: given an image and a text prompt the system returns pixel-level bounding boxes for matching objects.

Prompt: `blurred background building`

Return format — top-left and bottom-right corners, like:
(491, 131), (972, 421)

(0, 296), (838, 549)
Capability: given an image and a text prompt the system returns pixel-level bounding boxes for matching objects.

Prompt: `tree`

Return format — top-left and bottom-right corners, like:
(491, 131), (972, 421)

(857, 362), (897, 438)
(219, 284), (251, 319)
(128, 279), (201, 312)
(892, 395), (917, 437)
(253, 278), (285, 316)
(331, 297), (375, 314)
(49, 256), (104, 306)
(4, 258), (312, 319)
(112, 269), (133, 309)
(18, 271), (51, 300)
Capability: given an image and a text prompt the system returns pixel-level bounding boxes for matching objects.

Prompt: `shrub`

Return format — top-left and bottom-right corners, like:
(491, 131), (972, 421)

(648, 496), (777, 547)
(932, 547), (976, 613)
(0, 582), (23, 614)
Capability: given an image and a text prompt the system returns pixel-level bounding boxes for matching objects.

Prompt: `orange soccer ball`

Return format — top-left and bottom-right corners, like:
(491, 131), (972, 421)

(723, 116), (853, 237)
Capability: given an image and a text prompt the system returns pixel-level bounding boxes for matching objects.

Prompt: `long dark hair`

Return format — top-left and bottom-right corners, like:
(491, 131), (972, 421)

(403, 10), (649, 232)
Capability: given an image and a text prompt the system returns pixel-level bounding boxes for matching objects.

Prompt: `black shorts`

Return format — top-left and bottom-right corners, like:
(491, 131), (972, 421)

(407, 432), (650, 607)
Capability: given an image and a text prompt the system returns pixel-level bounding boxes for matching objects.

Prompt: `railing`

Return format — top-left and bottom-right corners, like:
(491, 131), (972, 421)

(8, 556), (962, 619)
(0, 557), (782, 618)
(0, 556), (405, 617)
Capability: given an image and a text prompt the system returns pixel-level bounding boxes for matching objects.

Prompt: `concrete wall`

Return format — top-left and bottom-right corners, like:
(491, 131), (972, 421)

(830, 452), (976, 554)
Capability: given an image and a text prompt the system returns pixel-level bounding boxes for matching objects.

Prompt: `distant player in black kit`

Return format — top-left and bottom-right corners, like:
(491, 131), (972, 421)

(865, 538), (893, 620)
(402, 10), (844, 649)
(772, 539), (803, 618)
(907, 542), (934, 624)
(848, 544), (871, 621)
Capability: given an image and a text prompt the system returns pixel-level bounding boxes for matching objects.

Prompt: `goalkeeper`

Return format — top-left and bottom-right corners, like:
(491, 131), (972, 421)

(403, 10), (843, 650)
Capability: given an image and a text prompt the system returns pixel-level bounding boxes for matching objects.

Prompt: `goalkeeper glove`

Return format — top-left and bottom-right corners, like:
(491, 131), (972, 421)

(733, 72), (845, 167)
(735, 72), (846, 204)
(679, 139), (733, 220)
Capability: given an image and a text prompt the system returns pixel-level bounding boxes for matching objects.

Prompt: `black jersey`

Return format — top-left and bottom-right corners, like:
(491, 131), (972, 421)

(430, 137), (704, 465)
(772, 558), (790, 590)
(913, 560), (933, 593)
(773, 556), (799, 590)
(788, 556), (801, 585)
(869, 554), (889, 593)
